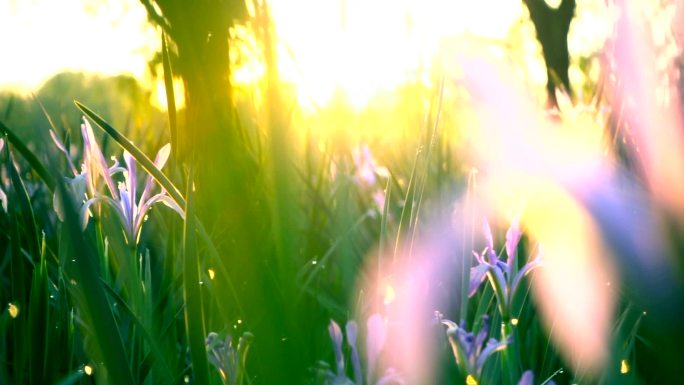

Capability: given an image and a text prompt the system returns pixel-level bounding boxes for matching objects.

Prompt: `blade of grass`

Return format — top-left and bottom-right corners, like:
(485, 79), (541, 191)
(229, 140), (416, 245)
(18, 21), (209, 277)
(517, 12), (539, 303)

(27, 234), (49, 384)
(56, 179), (135, 385)
(0, 120), (55, 191)
(161, 32), (178, 160)
(182, 168), (210, 385)
(101, 279), (175, 383)
(54, 369), (85, 385)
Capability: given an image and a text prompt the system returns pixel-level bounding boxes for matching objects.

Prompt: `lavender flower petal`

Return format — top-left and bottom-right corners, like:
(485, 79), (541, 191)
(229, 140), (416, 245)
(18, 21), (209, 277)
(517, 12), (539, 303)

(517, 370), (534, 385)
(346, 321), (362, 385)
(469, 264), (489, 297)
(505, 220), (522, 267)
(329, 320), (345, 377)
(367, 314), (386, 384)
(482, 218), (497, 264)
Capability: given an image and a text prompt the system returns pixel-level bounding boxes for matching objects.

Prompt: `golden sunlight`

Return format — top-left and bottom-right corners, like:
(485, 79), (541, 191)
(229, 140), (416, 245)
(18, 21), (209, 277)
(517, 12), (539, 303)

(0, 0), (158, 94)
(268, 0), (524, 110)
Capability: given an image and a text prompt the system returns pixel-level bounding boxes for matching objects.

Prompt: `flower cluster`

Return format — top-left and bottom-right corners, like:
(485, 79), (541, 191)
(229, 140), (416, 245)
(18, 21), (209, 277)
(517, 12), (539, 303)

(206, 331), (254, 385)
(314, 314), (403, 385)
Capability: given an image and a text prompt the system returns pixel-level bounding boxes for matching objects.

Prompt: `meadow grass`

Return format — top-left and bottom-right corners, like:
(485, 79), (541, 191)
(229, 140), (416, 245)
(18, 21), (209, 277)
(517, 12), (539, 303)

(1, 4), (683, 384)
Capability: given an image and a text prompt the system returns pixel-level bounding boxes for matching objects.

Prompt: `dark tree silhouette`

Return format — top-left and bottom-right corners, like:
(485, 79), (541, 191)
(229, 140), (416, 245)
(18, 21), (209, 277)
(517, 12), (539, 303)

(523, 0), (576, 108)
(139, 2), (318, 384)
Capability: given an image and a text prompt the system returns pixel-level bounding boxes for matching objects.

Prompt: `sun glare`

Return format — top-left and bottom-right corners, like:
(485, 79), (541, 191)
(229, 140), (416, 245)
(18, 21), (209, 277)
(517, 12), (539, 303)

(268, 0), (524, 110)
(1, 0), (612, 115)
(0, 0), (158, 95)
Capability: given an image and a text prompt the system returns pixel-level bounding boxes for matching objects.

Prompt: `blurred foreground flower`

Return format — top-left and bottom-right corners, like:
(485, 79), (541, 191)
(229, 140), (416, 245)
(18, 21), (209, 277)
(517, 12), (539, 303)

(352, 144), (389, 214)
(206, 331), (253, 385)
(314, 314), (403, 385)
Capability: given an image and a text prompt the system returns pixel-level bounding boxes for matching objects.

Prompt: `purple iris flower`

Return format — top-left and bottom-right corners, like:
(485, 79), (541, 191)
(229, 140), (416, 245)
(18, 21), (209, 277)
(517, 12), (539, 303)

(53, 117), (184, 243)
(438, 313), (509, 381)
(319, 315), (403, 385)
(469, 218), (542, 321)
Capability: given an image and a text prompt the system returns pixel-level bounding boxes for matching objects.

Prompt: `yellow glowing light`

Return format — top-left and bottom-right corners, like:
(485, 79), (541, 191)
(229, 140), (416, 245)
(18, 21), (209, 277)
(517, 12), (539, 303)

(8, 303), (19, 319)
(620, 359), (629, 374)
(466, 374), (479, 385)
(268, 0), (523, 110)
(84, 365), (93, 376)
(154, 77), (186, 111)
(208, 269), (216, 280)
(511, 318), (519, 326)
(0, 0), (158, 93)
(384, 284), (396, 305)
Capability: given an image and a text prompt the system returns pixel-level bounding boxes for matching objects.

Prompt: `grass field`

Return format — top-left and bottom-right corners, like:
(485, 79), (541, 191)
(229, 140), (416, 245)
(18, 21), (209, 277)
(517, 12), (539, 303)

(2, 1), (684, 384)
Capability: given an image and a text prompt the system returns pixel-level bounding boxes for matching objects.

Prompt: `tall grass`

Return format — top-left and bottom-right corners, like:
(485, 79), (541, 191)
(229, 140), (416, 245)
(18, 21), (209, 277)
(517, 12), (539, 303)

(2, 1), (684, 384)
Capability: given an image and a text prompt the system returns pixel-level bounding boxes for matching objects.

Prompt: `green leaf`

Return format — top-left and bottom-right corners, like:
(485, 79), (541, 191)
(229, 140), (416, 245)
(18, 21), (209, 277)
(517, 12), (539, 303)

(56, 179), (135, 385)
(0, 120), (55, 191)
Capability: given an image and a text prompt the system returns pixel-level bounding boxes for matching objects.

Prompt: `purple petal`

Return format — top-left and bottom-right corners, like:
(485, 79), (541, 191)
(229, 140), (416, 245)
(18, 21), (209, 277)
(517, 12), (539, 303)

(469, 264), (489, 297)
(366, 314), (386, 383)
(81, 118), (118, 199)
(475, 337), (508, 374)
(140, 143), (171, 205)
(482, 218), (497, 264)
(346, 321), (362, 385)
(510, 257), (543, 302)
(328, 320), (345, 377)
(517, 370), (534, 385)
(474, 316), (490, 354)
(473, 250), (485, 265)
(123, 151), (137, 219)
(506, 220), (522, 267)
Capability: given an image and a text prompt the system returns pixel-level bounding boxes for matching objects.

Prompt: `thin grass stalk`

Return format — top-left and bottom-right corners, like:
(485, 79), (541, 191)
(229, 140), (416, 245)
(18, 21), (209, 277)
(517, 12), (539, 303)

(101, 280), (175, 383)
(182, 168), (210, 385)
(408, 76), (445, 259)
(161, 32), (178, 161)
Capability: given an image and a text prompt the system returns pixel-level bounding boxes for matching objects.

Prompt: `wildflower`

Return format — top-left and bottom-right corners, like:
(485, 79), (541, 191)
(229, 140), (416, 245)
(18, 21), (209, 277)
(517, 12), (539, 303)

(352, 144), (388, 187)
(206, 331), (253, 385)
(52, 118), (119, 222)
(437, 313), (509, 382)
(316, 314), (403, 385)
(83, 146), (184, 243)
(469, 219), (542, 322)
(517, 370), (533, 385)
(351, 144), (390, 215)
(53, 117), (184, 243)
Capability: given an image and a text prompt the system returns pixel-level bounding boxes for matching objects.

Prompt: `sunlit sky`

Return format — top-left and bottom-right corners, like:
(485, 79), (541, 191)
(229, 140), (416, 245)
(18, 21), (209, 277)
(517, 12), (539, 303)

(0, 0), (612, 109)
(0, 0), (157, 93)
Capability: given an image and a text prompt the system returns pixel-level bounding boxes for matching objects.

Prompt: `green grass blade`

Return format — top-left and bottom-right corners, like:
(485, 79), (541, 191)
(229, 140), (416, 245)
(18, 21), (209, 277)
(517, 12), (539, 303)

(27, 237), (49, 384)
(101, 279), (176, 383)
(54, 368), (85, 385)
(0, 120), (55, 191)
(182, 168), (210, 385)
(161, 32), (178, 160)
(56, 180), (135, 385)
(74, 101), (185, 208)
